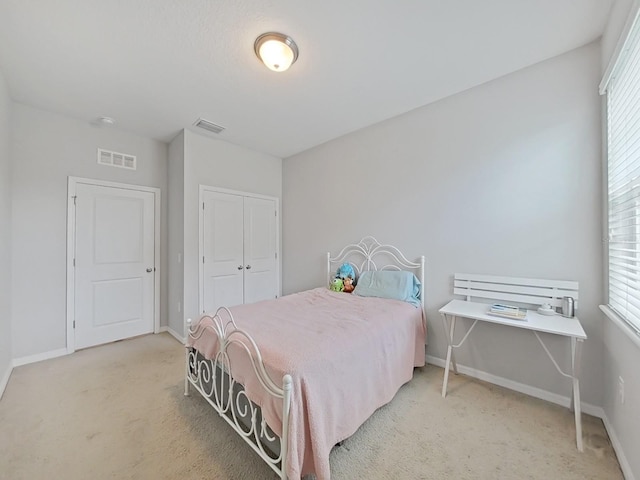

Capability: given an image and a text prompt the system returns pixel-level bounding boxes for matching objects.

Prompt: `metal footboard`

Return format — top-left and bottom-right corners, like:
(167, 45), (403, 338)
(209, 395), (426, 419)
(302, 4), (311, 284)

(184, 308), (292, 480)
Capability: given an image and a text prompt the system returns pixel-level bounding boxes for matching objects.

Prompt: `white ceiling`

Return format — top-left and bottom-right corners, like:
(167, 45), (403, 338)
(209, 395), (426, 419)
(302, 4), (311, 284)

(0, 0), (614, 158)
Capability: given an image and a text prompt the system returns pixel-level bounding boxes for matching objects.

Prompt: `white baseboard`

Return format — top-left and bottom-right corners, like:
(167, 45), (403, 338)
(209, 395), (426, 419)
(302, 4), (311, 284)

(601, 412), (636, 480)
(0, 363), (12, 399)
(425, 355), (602, 418)
(426, 355), (637, 478)
(12, 348), (69, 367)
(159, 326), (185, 344)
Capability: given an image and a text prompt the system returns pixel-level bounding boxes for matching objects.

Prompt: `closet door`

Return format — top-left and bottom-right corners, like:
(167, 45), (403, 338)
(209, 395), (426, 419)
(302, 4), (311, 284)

(243, 197), (278, 304)
(202, 191), (244, 313)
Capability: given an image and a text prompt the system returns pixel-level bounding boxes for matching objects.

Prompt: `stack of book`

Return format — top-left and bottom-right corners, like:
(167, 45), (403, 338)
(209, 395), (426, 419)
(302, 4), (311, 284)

(488, 303), (527, 320)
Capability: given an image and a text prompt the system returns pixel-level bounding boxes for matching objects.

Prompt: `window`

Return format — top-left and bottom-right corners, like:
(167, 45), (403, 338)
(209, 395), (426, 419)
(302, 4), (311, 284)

(604, 9), (640, 336)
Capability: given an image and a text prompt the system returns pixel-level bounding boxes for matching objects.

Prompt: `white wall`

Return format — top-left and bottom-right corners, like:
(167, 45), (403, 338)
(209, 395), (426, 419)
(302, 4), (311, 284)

(180, 129), (282, 330)
(167, 131), (185, 336)
(11, 104), (168, 359)
(283, 43), (603, 405)
(600, 1), (640, 478)
(0, 69), (12, 393)
(602, 322), (640, 479)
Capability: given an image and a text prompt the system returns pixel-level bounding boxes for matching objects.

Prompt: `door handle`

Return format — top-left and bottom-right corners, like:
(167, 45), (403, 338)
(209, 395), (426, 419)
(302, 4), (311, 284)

(245, 265), (252, 270)
(237, 265), (244, 270)
(146, 268), (153, 273)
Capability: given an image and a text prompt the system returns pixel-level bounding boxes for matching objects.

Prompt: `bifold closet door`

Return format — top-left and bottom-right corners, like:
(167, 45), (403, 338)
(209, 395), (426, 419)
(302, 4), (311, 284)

(243, 196), (277, 304)
(202, 191), (244, 313)
(201, 191), (278, 314)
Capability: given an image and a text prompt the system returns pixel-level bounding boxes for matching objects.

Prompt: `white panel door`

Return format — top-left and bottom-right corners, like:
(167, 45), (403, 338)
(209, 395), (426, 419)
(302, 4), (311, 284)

(202, 191), (244, 313)
(243, 197), (277, 304)
(75, 184), (155, 349)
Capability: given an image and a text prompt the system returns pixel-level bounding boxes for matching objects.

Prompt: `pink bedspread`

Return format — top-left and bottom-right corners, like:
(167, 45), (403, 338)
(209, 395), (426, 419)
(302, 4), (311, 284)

(187, 287), (425, 480)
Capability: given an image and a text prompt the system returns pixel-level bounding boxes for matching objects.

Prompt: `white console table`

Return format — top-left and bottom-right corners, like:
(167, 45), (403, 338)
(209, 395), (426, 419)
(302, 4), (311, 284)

(439, 274), (587, 452)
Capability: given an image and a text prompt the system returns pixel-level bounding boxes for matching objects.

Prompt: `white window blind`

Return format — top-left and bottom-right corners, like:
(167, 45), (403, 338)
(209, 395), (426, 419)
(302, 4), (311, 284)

(607, 10), (640, 336)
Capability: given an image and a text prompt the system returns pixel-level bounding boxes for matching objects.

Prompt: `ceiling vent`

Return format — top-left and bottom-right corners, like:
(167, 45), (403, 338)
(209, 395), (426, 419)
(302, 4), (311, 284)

(97, 148), (137, 170)
(194, 117), (225, 134)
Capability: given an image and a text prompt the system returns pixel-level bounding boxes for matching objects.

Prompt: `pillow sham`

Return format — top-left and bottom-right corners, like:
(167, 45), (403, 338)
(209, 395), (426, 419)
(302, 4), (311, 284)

(353, 270), (421, 307)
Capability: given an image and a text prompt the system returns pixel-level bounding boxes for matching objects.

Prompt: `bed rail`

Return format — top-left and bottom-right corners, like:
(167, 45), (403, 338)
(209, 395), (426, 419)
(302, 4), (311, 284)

(184, 308), (292, 480)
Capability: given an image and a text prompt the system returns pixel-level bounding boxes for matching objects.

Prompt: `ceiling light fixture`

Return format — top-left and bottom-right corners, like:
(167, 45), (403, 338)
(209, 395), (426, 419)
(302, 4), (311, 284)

(98, 116), (115, 126)
(89, 116), (116, 128)
(254, 32), (299, 72)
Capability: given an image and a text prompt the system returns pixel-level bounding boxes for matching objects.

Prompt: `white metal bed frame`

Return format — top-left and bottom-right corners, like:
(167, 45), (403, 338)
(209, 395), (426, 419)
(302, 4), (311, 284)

(184, 236), (425, 480)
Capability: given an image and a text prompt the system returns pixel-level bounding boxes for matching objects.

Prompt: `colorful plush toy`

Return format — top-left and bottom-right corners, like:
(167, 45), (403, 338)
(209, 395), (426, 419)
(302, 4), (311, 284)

(336, 263), (356, 282)
(342, 276), (354, 293)
(330, 277), (344, 292)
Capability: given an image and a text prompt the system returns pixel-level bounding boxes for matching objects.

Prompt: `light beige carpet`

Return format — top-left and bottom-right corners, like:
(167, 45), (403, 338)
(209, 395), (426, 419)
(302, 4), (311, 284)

(0, 333), (623, 480)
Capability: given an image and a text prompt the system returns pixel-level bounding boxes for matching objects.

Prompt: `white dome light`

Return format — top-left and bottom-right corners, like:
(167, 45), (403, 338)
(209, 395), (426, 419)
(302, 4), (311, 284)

(254, 32), (299, 72)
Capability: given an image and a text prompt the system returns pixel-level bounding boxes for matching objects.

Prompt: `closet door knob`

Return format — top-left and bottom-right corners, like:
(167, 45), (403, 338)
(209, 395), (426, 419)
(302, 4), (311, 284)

(245, 265), (252, 270)
(237, 265), (244, 270)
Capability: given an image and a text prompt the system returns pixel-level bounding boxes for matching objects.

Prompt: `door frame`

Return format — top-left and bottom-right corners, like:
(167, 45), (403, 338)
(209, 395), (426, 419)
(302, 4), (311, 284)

(66, 177), (161, 353)
(198, 185), (281, 315)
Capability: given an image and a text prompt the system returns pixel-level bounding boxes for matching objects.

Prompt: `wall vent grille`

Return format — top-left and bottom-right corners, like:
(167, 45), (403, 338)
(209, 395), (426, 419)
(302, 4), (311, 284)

(194, 117), (225, 134)
(97, 148), (137, 170)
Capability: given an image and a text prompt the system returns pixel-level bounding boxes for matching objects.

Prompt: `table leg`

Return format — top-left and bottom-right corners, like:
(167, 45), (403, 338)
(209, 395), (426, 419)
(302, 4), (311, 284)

(441, 314), (457, 398)
(572, 337), (584, 452)
(449, 316), (459, 374)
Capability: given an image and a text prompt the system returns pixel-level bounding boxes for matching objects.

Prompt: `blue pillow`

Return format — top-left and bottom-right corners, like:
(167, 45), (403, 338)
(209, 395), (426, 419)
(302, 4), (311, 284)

(353, 270), (421, 307)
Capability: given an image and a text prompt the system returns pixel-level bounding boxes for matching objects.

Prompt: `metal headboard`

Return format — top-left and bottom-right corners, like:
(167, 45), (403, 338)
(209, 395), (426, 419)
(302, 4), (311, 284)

(326, 236), (425, 316)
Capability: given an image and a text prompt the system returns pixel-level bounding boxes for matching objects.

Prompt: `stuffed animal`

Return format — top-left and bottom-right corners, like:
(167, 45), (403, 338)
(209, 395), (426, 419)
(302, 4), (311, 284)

(330, 277), (344, 292)
(336, 263), (356, 281)
(342, 276), (354, 293)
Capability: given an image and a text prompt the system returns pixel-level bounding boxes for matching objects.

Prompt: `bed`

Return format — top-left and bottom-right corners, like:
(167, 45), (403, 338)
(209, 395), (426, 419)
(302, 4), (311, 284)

(184, 237), (426, 480)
